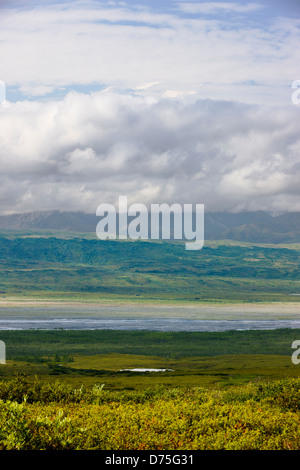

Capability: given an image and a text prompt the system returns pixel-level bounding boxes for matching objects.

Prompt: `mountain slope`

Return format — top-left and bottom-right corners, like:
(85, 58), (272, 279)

(0, 210), (299, 243)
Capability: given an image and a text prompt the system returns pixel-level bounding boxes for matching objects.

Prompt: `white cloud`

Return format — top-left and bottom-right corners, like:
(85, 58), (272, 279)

(0, 90), (300, 213)
(0, 1), (299, 215)
(134, 82), (161, 91)
(18, 84), (55, 97)
(0, 1), (299, 105)
(163, 90), (197, 98)
(177, 2), (264, 15)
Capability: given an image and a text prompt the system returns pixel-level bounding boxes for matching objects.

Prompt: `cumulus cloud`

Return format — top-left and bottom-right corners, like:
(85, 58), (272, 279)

(0, 1), (299, 215)
(0, 90), (300, 214)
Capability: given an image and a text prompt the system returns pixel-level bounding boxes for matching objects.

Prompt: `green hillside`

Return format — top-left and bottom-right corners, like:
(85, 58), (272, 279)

(0, 234), (299, 302)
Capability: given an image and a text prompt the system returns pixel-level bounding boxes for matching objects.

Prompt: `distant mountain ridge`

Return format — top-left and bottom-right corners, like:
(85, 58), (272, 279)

(0, 210), (299, 244)
(0, 211), (96, 233)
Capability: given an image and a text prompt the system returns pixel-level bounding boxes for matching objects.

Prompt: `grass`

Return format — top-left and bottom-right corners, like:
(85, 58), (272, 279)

(2, 328), (299, 359)
(1, 353), (298, 390)
(1, 329), (300, 390)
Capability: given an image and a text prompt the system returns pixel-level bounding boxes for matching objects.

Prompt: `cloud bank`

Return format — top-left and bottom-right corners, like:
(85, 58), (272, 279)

(0, 1), (299, 214)
(0, 90), (299, 214)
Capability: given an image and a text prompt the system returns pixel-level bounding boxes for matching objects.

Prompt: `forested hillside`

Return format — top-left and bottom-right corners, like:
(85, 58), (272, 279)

(0, 235), (299, 301)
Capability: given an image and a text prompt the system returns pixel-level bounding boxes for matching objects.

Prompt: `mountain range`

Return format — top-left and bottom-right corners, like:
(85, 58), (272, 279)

(0, 210), (299, 244)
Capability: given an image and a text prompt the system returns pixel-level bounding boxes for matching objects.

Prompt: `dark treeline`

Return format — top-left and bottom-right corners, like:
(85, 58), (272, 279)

(1, 328), (299, 360)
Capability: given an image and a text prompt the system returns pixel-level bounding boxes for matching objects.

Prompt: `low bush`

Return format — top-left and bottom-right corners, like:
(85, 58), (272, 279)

(0, 376), (300, 450)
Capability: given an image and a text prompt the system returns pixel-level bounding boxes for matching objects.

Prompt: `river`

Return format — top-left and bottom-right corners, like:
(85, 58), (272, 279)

(0, 300), (299, 331)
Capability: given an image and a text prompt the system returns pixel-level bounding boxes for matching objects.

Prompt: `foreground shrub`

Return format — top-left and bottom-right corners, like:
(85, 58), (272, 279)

(0, 375), (85, 404)
(0, 377), (300, 450)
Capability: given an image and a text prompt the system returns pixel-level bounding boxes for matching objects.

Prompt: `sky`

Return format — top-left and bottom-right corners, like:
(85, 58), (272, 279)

(0, 0), (300, 215)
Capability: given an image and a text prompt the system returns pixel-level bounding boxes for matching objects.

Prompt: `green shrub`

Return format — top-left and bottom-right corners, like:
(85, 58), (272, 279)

(1, 377), (300, 450)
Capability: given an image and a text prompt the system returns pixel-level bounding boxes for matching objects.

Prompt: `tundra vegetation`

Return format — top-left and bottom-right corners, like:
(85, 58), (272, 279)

(0, 234), (300, 449)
